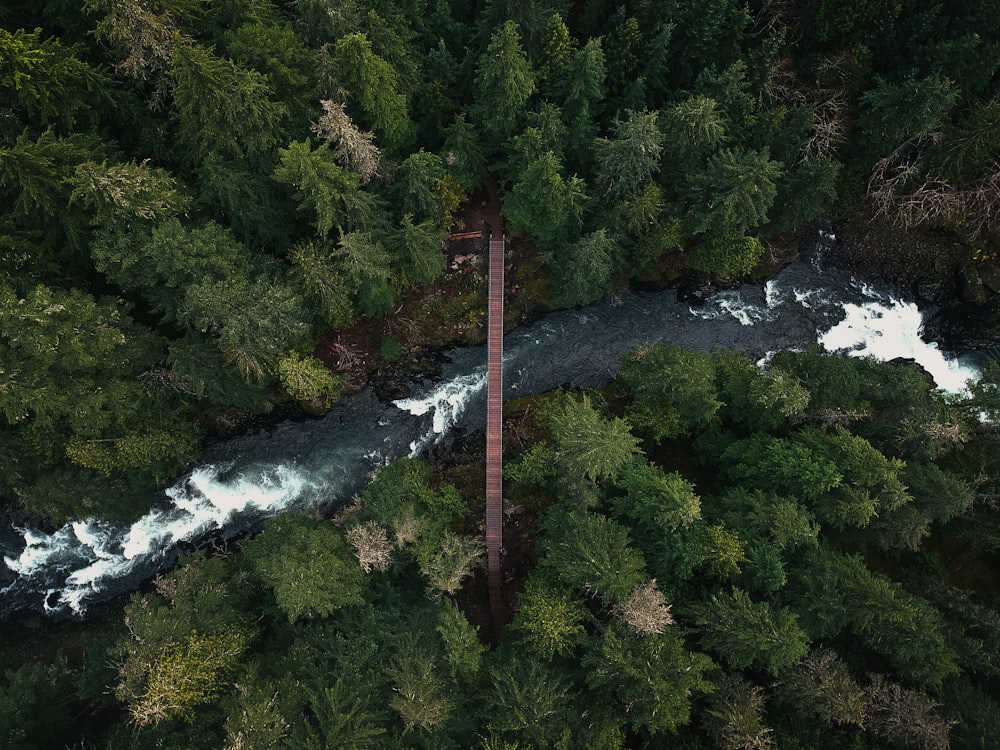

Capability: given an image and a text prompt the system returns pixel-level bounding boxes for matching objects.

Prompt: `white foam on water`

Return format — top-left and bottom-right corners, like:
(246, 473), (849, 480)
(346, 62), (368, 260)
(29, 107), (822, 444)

(394, 368), (488, 455)
(5, 526), (77, 577)
(765, 280), (780, 308)
(793, 288), (827, 308)
(6, 462), (316, 615)
(689, 291), (772, 327)
(818, 297), (978, 394)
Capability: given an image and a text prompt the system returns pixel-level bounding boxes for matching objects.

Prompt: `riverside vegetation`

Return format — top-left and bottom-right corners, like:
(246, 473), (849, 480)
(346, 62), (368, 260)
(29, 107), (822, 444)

(6, 345), (1000, 748)
(4, 0), (1000, 747)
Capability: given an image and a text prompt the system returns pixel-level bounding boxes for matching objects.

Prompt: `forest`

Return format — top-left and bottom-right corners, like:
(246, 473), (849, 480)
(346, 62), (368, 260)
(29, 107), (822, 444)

(6, 346), (1000, 748)
(3, 0), (1000, 747)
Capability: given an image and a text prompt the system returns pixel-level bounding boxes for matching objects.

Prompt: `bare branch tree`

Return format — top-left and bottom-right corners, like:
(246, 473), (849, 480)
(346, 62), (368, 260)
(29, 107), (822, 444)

(346, 521), (394, 573)
(778, 649), (867, 727)
(706, 676), (774, 750)
(865, 674), (955, 750)
(800, 95), (850, 162)
(312, 100), (383, 184)
(616, 579), (675, 636)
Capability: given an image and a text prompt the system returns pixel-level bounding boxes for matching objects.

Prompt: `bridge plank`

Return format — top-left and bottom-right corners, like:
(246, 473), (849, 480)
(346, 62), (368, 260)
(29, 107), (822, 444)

(486, 235), (504, 630)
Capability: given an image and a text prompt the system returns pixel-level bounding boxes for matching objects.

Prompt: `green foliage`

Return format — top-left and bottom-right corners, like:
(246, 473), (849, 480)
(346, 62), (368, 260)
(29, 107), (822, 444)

(857, 75), (958, 158)
(813, 0), (902, 46)
(505, 441), (558, 486)
(114, 553), (254, 726)
(179, 274), (310, 382)
(394, 213), (446, 287)
(769, 159), (842, 231)
(792, 545), (959, 688)
(361, 458), (468, 566)
(715, 351), (810, 433)
(611, 461), (702, 531)
(223, 20), (313, 118)
(480, 654), (575, 747)
(685, 147), (782, 236)
(378, 336), (402, 361)
(273, 140), (377, 237)
(510, 575), (588, 659)
(698, 522), (748, 580)
(128, 628), (249, 725)
(475, 21), (536, 140)
(711, 489), (819, 553)
(620, 184), (683, 271)
(662, 95), (729, 162)
(771, 349), (863, 411)
(0, 662), (77, 749)
(704, 675), (774, 750)
(0, 129), (102, 224)
(8, 3), (1000, 746)
(0, 282), (198, 518)
(388, 644), (452, 732)
(440, 113), (486, 193)
(222, 681), (292, 750)
(538, 12), (575, 89)
(332, 230), (396, 316)
(72, 160), (190, 228)
(541, 509), (647, 603)
(91, 218), (256, 319)
(195, 154), (289, 248)
(420, 530), (483, 596)
(395, 149), (444, 220)
(436, 605), (485, 681)
(292, 678), (388, 750)
(278, 352), (343, 405)
(169, 40), (286, 165)
(559, 37), (606, 158)
(549, 228), (616, 307)
(904, 461), (974, 524)
(776, 648), (867, 728)
(617, 344), (722, 442)
(543, 392), (641, 484)
(686, 232), (765, 277)
(944, 678), (1000, 750)
(594, 109), (664, 201)
(243, 514), (365, 622)
(932, 102), (1000, 182)
(794, 428), (910, 531)
(721, 432), (841, 505)
(335, 32), (414, 151)
(690, 587), (809, 675)
(583, 623), (715, 736)
(503, 150), (586, 249)
(287, 240), (355, 327)
(0, 27), (110, 128)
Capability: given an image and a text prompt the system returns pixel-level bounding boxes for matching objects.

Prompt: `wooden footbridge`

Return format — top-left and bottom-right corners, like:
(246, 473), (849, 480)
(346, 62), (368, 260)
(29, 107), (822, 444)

(485, 230), (504, 632)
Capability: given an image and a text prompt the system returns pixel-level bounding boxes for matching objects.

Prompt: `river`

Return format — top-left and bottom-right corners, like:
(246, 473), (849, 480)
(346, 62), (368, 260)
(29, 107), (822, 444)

(0, 234), (981, 619)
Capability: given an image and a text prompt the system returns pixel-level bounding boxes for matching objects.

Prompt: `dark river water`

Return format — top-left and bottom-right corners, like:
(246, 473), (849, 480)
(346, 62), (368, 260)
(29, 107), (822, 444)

(0, 235), (980, 619)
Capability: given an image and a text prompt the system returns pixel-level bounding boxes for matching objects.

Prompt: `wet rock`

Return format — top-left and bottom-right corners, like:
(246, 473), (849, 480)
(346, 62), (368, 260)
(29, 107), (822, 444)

(676, 275), (714, 305)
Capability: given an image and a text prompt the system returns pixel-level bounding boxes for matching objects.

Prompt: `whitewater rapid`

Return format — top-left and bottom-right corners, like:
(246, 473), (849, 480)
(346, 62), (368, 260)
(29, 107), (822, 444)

(1, 245), (981, 619)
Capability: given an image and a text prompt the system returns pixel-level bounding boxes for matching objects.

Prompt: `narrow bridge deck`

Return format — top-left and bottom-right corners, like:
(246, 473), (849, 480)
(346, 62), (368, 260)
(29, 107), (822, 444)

(486, 235), (504, 628)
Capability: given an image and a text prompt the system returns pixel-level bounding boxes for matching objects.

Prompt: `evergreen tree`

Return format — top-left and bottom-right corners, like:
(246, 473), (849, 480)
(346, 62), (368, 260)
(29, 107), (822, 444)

(474, 21), (535, 142)
(690, 587), (809, 676)
(583, 623), (714, 736)
(169, 40), (287, 165)
(593, 109), (664, 201)
(549, 228), (616, 307)
(685, 147), (783, 236)
(242, 514), (365, 623)
(503, 150), (585, 249)
(617, 344), (722, 442)
(334, 32), (414, 152)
